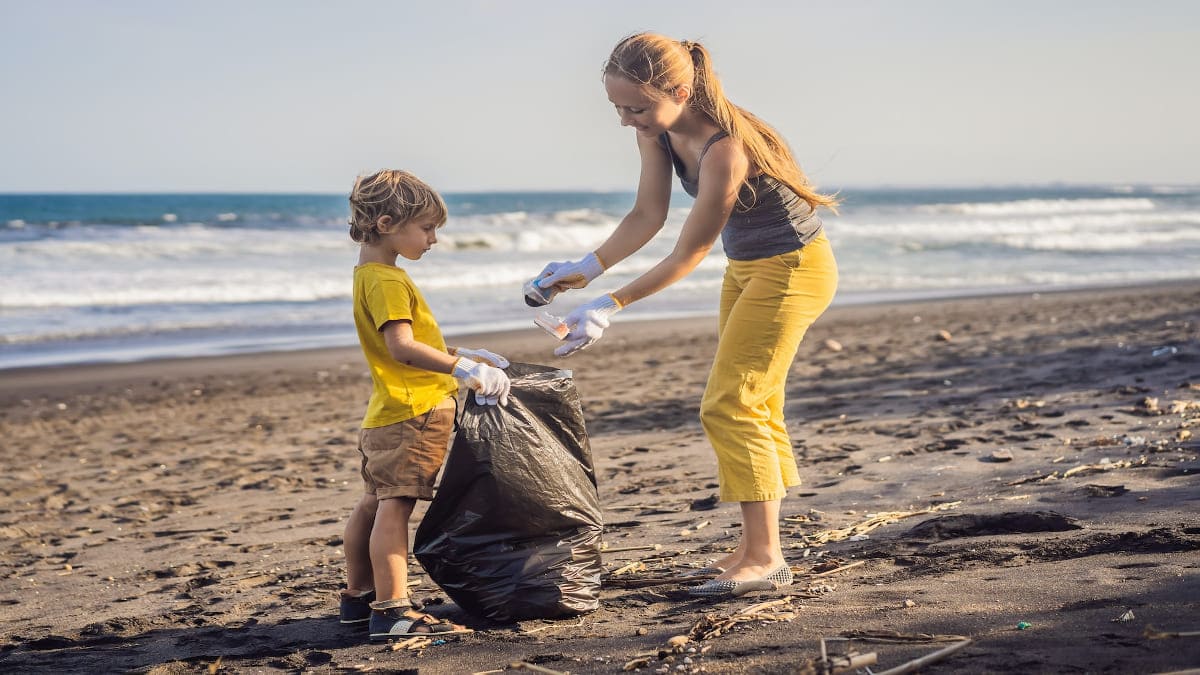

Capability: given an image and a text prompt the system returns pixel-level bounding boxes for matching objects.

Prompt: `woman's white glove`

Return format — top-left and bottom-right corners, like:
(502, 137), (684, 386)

(555, 294), (622, 357)
(452, 347), (510, 369)
(535, 251), (606, 294)
(452, 357), (511, 406)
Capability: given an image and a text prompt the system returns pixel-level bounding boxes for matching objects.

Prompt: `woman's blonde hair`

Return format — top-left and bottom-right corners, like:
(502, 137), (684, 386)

(604, 32), (838, 212)
(348, 169), (447, 245)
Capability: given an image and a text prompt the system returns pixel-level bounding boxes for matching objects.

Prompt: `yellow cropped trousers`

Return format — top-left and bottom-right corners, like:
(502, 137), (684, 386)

(700, 233), (838, 502)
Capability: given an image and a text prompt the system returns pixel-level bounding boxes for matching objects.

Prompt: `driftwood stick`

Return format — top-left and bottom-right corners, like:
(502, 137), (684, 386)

(809, 560), (866, 578)
(510, 662), (570, 675)
(602, 543), (663, 553)
(873, 639), (972, 675)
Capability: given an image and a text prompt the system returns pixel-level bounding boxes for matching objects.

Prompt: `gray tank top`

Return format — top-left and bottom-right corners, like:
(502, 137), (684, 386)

(661, 131), (823, 261)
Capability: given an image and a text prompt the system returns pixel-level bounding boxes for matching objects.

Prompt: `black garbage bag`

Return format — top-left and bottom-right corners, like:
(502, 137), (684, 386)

(413, 362), (604, 623)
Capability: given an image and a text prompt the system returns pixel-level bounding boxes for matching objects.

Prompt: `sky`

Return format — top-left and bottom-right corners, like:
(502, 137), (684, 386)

(1, 1), (1197, 193)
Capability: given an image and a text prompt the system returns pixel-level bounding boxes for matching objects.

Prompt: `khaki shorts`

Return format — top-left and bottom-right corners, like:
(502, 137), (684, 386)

(358, 398), (456, 500)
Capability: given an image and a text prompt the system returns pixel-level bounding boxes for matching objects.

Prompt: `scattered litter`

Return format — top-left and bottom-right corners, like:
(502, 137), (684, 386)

(1016, 621), (1032, 630)
(903, 599), (917, 608)
(936, 329), (953, 342)
(871, 639), (972, 675)
(1114, 609), (1135, 623)
(847, 534), (870, 542)
(824, 338), (843, 352)
(988, 449), (1014, 462)
(1151, 346), (1178, 357)
(791, 501), (961, 547)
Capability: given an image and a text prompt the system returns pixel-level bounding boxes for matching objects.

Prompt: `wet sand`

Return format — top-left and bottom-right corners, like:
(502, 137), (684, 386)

(1, 282), (1198, 674)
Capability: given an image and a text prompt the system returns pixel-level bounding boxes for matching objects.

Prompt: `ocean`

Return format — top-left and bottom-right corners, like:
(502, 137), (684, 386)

(2, 185), (1199, 370)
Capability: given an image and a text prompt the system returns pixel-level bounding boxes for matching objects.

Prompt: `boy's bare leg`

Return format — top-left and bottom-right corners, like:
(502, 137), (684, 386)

(370, 496), (416, 603)
(343, 494), (378, 595)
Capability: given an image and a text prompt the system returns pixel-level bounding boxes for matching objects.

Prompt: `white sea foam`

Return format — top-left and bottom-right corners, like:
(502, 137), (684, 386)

(919, 198), (1157, 216)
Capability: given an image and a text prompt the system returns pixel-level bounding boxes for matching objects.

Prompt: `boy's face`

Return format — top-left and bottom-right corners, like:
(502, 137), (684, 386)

(380, 215), (441, 261)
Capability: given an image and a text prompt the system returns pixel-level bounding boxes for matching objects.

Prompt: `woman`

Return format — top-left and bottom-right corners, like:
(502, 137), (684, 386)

(527, 32), (838, 598)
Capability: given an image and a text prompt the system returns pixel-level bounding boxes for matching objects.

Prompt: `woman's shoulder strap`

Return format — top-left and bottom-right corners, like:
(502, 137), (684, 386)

(697, 130), (730, 164)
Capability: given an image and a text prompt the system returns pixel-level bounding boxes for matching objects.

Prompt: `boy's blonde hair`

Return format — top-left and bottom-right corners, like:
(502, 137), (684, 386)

(604, 33), (838, 212)
(348, 169), (448, 245)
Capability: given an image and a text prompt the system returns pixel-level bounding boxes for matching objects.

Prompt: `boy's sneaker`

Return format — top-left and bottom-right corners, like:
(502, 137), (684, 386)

(339, 589), (375, 624)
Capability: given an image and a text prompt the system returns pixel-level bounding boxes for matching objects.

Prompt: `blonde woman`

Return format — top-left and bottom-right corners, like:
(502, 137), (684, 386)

(526, 33), (839, 599)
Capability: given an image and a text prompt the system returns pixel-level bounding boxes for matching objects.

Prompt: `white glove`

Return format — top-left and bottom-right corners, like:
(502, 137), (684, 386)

(452, 357), (511, 406)
(535, 251), (606, 294)
(555, 294), (622, 357)
(452, 347), (510, 369)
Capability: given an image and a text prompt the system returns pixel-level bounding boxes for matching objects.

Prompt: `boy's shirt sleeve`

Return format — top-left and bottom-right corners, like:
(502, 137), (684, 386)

(364, 278), (415, 331)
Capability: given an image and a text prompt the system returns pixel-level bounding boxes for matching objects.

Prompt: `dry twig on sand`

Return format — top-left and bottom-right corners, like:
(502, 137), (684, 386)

(687, 597), (798, 642)
(791, 502), (962, 547)
(872, 639), (973, 675)
(839, 629), (969, 643)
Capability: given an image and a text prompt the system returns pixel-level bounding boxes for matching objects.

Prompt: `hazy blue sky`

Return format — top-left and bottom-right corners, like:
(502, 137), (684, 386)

(1, 1), (1196, 192)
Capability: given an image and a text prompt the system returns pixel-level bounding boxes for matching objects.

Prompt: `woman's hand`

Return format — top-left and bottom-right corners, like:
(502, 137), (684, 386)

(535, 251), (606, 293)
(555, 294), (623, 357)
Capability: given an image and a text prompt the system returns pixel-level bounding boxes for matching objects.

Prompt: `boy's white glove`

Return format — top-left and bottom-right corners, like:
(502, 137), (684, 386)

(555, 293), (622, 357)
(535, 251), (606, 293)
(452, 357), (511, 406)
(453, 347), (510, 369)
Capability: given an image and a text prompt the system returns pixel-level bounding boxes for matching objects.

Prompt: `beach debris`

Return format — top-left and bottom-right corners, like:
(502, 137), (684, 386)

(687, 597), (797, 642)
(389, 635), (433, 651)
(823, 338), (843, 352)
(871, 639), (973, 675)
(846, 534), (870, 542)
(689, 494), (719, 511)
(601, 543), (663, 554)
(1151, 346), (1178, 357)
(936, 329), (953, 342)
(1006, 398), (1046, 410)
(791, 501), (961, 547)
(1007, 457), (1146, 485)
(1143, 625), (1200, 639)
(818, 637), (877, 674)
(511, 662), (569, 675)
(1179, 429), (1193, 442)
(611, 561), (647, 576)
(206, 657), (222, 675)
(1171, 399), (1200, 414)
(1016, 621), (1032, 630)
(839, 629), (968, 644)
(987, 448), (1015, 462)
(903, 599), (917, 608)
(1113, 609), (1136, 623)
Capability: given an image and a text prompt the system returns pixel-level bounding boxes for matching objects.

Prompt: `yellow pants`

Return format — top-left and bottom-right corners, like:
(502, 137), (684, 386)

(700, 233), (838, 502)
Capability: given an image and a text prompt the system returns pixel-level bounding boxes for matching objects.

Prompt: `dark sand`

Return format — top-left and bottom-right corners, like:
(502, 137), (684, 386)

(1, 282), (1198, 674)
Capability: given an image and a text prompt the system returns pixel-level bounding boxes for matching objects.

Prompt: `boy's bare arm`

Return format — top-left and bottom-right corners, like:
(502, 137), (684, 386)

(381, 320), (457, 373)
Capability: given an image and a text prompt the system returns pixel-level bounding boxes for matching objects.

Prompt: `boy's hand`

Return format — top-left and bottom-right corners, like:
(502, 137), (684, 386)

(452, 358), (511, 406)
(453, 347), (510, 369)
(555, 293), (622, 357)
(535, 251), (606, 293)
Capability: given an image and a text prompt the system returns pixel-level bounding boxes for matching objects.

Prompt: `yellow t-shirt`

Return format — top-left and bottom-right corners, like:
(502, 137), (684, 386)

(353, 263), (458, 428)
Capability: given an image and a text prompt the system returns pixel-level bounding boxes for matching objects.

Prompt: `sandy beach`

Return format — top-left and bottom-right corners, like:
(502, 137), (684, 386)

(1, 282), (1198, 674)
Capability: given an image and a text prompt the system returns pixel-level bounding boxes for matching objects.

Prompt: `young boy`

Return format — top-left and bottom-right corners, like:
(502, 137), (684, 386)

(340, 169), (510, 640)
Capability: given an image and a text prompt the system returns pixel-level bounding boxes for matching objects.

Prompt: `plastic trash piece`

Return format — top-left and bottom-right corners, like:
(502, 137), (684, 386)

(1016, 621), (1032, 630)
(523, 278), (556, 307)
(414, 362), (603, 622)
(534, 311), (569, 340)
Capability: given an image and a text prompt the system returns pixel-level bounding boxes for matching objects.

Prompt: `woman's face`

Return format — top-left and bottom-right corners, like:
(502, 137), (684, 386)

(604, 74), (688, 137)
